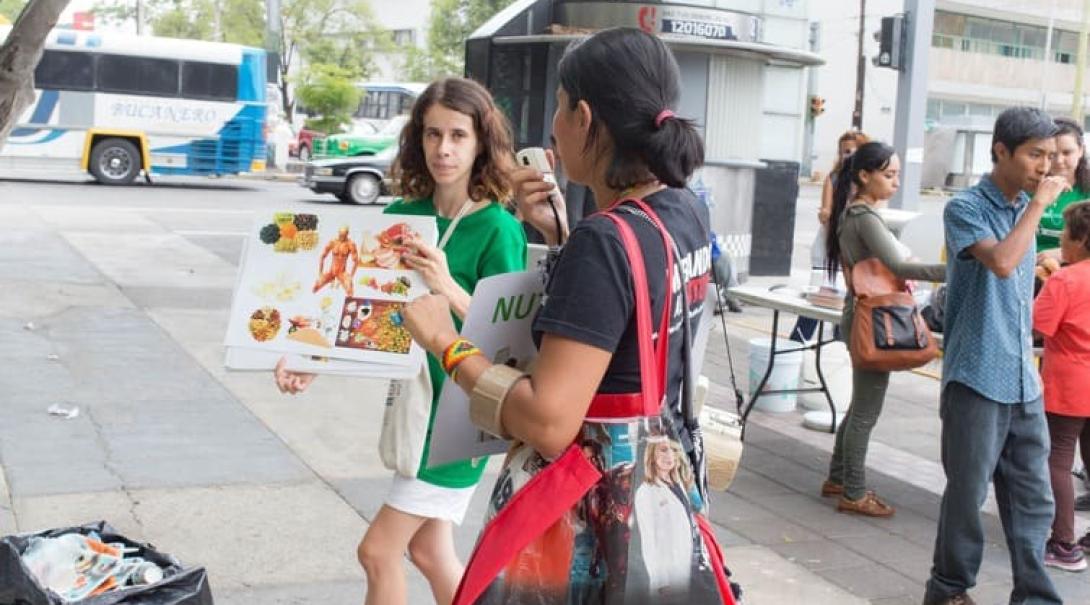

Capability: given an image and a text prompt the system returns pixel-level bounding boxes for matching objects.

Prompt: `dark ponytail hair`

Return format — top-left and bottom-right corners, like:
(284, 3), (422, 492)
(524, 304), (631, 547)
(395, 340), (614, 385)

(1054, 117), (1090, 194)
(824, 141), (896, 276)
(557, 27), (704, 189)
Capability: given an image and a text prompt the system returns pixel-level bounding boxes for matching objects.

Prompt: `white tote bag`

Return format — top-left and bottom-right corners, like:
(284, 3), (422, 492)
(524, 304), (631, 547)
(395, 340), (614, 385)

(379, 363), (433, 476)
(377, 200), (479, 476)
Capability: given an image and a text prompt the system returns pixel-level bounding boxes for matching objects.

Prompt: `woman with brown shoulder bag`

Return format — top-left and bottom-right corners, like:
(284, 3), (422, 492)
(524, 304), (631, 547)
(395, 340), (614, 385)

(821, 141), (946, 517)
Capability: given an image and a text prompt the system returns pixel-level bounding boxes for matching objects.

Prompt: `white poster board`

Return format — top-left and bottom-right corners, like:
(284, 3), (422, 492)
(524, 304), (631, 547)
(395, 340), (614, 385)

(223, 210), (435, 373)
(426, 271), (544, 467)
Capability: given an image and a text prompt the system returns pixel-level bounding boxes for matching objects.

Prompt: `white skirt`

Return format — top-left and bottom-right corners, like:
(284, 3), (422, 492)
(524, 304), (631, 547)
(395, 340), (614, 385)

(385, 474), (477, 525)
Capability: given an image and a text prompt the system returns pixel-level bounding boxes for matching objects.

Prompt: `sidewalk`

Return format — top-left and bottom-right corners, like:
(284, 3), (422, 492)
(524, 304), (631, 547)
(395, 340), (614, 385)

(1, 185), (1088, 604)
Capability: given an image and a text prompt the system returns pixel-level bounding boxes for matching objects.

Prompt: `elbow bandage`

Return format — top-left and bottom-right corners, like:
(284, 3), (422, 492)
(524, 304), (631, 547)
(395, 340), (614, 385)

(469, 364), (526, 439)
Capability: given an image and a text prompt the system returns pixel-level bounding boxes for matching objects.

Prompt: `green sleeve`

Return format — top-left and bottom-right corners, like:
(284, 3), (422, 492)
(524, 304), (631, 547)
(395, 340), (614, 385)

(857, 212), (946, 282)
(478, 213), (528, 278)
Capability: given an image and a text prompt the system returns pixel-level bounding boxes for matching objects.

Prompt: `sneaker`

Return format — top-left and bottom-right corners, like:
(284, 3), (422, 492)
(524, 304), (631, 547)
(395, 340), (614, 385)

(922, 592), (976, 605)
(1078, 531), (1090, 551)
(837, 491), (895, 518)
(1044, 540), (1087, 572)
(1075, 493), (1090, 512)
(820, 480), (843, 497)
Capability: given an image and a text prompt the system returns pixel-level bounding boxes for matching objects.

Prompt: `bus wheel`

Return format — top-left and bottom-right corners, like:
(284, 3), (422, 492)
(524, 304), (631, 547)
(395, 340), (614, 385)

(345, 173), (380, 204)
(90, 138), (141, 185)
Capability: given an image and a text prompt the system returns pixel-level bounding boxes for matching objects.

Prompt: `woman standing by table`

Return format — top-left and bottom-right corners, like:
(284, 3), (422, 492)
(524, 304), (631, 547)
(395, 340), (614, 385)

(820, 141), (946, 517)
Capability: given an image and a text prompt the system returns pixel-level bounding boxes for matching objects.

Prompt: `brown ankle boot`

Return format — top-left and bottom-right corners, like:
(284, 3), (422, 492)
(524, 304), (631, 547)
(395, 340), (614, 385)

(821, 480), (844, 497)
(837, 491), (895, 518)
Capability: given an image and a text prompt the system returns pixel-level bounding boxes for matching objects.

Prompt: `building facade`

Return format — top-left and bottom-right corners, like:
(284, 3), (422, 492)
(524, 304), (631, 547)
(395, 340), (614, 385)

(812, 0), (1090, 187)
(370, 0), (432, 81)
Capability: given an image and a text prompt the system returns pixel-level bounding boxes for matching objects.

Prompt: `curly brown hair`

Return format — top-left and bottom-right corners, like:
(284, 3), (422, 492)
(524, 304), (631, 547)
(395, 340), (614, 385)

(391, 77), (515, 203)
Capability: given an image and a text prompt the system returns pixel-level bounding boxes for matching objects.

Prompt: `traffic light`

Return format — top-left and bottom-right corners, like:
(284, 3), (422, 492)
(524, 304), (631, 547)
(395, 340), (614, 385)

(873, 15), (905, 70)
(810, 95), (825, 118)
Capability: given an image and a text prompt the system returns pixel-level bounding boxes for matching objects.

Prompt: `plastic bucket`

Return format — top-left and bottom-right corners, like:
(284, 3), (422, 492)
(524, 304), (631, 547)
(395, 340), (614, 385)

(799, 341), (853, 412)
(747, 338), (802, 413)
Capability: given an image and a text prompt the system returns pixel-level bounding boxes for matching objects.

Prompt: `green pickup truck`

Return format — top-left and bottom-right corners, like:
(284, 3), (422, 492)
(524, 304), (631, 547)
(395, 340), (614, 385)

(312, 115), (408, 158)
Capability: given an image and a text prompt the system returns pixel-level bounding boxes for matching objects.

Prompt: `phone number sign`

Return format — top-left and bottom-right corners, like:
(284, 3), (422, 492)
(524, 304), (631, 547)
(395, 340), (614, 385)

(662, 18), (735, 41)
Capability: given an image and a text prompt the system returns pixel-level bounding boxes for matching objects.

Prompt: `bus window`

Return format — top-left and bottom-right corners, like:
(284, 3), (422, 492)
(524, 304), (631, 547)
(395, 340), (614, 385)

(35, 50), (94, 91)
(182, 62), (238, 101)
(98, 54), (179, 97)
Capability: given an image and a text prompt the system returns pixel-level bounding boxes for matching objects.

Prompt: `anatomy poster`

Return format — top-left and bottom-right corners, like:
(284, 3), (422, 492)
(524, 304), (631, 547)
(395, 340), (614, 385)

(224, 210), (436, 369)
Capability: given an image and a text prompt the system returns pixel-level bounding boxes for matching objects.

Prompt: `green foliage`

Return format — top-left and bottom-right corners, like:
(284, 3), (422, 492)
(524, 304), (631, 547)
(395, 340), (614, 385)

(293, 63), (361, 134)
(0, 0), (28, 21)
(406, 0), (515, 80)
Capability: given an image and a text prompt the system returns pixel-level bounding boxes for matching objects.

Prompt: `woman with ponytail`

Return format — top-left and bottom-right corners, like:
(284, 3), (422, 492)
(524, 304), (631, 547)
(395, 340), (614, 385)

(402, 27), (737, 604)
(820, 142), (946, 517)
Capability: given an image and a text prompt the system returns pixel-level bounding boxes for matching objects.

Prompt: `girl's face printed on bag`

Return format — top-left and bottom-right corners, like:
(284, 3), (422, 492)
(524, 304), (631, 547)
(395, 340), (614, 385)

(1051, 133), (1083, 186)
(422, 103), (480, 188)
(858, 154), (901, 202)
(654, 442), (677, 474)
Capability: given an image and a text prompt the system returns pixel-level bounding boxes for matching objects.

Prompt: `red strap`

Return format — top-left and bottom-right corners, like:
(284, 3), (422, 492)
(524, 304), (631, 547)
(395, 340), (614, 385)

(452, 444), (602, 605)
(585, 392), (644, 418)
(603, 213), (661, 416)
(625, 198), (676, 385)
(695, 513), (738, 605)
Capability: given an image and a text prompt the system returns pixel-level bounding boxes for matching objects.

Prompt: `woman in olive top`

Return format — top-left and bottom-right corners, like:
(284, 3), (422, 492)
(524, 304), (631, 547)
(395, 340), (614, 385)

(1040, 118), (1090, 256)
(821, 142), (946, 517)
(275, 78), (527, 605)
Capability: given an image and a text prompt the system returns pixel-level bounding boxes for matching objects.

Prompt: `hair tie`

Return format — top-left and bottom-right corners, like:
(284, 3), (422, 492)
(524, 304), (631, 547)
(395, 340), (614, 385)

(654, 109), (676, 129)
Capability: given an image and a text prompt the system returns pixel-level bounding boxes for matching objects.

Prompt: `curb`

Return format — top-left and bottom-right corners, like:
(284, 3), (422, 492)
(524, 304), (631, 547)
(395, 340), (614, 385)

(0, 465), (16, 535)
(238, 171), (301, 183)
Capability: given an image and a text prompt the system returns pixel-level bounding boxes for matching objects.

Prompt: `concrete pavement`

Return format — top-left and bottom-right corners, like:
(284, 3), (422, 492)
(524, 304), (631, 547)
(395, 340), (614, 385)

(0, 174), (1086, 604)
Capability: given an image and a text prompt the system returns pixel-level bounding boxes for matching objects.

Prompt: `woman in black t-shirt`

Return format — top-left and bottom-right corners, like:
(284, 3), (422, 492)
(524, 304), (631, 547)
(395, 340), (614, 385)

(403, 27), (735, 605)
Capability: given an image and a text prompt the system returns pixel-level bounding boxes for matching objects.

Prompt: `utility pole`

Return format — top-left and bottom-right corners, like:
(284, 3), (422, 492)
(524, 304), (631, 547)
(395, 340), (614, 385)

(135, 0), (144, 35)
(852, 0), (866, 129)
(1041, 0), (1056, 111)
(802, 21), (821, 177)
(1073, 0), (1090, 122)
(890, 0), (935, 210)
(265, 0), (281, 83)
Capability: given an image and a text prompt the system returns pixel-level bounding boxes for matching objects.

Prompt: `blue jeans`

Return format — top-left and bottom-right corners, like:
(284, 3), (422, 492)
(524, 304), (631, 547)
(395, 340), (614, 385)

(925, 382), (1060, 605)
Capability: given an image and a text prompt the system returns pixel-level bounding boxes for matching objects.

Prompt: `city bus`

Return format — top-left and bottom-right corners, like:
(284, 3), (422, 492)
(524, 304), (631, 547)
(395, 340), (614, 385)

(0, 26), (268, 184)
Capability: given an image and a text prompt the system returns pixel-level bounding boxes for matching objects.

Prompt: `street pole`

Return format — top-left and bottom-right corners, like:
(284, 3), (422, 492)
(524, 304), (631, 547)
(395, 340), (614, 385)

(852, 0), (866, 129)
(265, 0), (281, 84)
(135, 0), (144, 35)
(1073, 0), (1090, 122)
(1041, 0), (1056, 112)
(802, 21), (821, 178)
(890, 0), (935, 210)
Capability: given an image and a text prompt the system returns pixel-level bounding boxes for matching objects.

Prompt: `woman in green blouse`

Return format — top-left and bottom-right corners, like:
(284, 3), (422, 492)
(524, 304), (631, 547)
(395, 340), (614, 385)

(1040, 118), (1090, 256)
(275, 78), (527, 605)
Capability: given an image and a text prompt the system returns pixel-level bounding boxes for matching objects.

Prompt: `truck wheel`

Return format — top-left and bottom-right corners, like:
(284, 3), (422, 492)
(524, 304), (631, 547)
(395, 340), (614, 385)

(89, 138), (141, 185)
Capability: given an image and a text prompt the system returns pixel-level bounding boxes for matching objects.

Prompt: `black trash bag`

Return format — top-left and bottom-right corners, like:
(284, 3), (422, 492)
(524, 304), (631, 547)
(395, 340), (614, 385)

(0, 521), (212, 605)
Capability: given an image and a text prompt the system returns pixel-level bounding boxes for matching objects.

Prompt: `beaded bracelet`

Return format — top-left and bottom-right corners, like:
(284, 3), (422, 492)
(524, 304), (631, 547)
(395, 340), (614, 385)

(441, 337), (481, 376)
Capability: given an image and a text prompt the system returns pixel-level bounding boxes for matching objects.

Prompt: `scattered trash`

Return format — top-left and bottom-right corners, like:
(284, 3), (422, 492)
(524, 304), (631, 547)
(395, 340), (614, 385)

(0, 521), (213, 604)
(47, 354), (60, 362)
(24, 321), (35, 331)
(47, 404), (80, 420)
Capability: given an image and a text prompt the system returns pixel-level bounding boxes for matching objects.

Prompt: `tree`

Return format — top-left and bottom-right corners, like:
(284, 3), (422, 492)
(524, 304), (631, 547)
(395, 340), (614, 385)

(293, 62), (361, 134)
(406, 0), (514, 80)
(0, 0), (29, 21)
(0, 0), (70, 153)
(94, 0), (387, 118)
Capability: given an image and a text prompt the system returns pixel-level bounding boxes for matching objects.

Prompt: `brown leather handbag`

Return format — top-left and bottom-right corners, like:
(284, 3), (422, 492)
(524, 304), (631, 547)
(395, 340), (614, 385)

(845, 257), (939, 371)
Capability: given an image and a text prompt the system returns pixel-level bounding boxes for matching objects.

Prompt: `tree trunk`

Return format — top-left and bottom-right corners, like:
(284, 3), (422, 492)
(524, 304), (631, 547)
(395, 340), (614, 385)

(0, 0), (71, 154)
